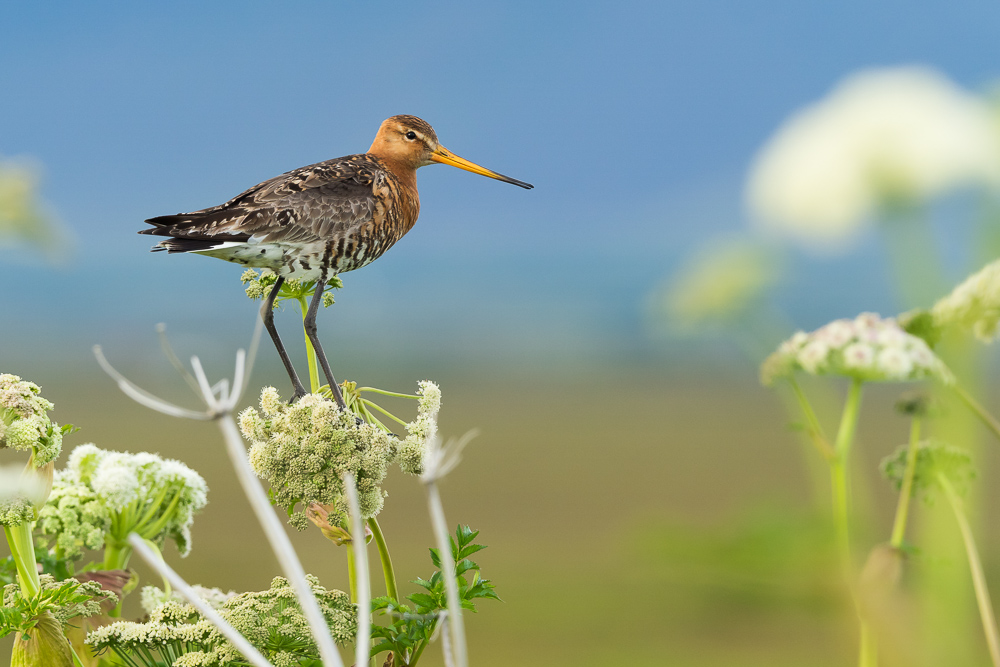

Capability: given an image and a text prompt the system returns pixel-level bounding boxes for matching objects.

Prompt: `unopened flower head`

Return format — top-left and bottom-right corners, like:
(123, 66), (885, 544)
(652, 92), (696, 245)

(240, 388), (399, 528)
(930, 259), (1000, 342)
(398, 380), (443, 476)
(42, 444), (209, 557)
(761, 313), (953, 386)
(241, 268), (341, 308)
(748, 67), (1000, 248)
(35, 470), (111, 560)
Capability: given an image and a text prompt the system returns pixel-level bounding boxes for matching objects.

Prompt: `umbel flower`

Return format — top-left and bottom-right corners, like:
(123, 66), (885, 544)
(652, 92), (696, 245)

(140, 584), (236, 615)
(761, 313), (953, 386)
(747, 67), (1000, 247)
(87, 576), (356, 665)
(240, 389), (398, 529)
(398, 380), (442, 475)
(36, 444), (208, 566)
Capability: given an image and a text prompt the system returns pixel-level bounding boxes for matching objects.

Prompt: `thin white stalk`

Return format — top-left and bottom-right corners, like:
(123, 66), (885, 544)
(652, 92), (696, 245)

(440, 614), (455, 667)
(127, 534), (274, 667)
(344, 473), (371, 667)
(425, 482), (467, 667)
(93, 345), (212, 420)
(217, 415), (344, 667)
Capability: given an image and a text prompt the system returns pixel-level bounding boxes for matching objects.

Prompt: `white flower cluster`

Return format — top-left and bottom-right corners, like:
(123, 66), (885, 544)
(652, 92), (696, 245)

(930, 259), (1000, 342)
(88, 577), (356, 664)
(38, 444), (209, 557)
(762, 313), (953, 386)
(747, 67), (1000, 247)
(0, 373), (61, 466)
(398, 380), (442, 475)
(140, 584), (236, 615)
(239, 389), (398, 528)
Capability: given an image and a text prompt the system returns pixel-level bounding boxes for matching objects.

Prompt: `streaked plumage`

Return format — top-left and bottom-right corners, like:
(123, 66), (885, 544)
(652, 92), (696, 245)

(139, 114), (532, 404)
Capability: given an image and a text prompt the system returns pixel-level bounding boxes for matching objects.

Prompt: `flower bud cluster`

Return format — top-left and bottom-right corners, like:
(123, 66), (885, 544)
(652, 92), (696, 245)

(930, 259), (1000, 342)
(241, 268), (341, 308)
(0, 373), (62, 466)
(239, 389), (398, 529)
(36, 444), (208, 558)
(398, 380), (442, 475)
(761, 313), (953, 386)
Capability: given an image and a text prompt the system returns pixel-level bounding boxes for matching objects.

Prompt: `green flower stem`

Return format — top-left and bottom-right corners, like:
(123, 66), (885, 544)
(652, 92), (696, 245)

(889, 416), (922, 549)
(939, 473), (1000, 667)
(3, 522), (40, 598)
(789, 378), (836, 460)
(297, 296), (321, 393)
(103, 542), (131, 571)
(361, 399), (408, 427)
(828, 379), (873, 667)
(358, 387), (418, 400)
(367, 517), (398, 602)
(953, 384), (1000, 444)
(346, 544), (358, 604)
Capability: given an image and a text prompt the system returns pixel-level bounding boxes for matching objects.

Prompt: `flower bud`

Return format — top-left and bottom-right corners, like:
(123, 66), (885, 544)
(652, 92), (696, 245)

(10, 611), (74, 667)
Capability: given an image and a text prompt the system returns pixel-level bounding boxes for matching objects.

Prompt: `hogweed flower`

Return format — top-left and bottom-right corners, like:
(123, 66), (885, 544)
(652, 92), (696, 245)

(747, 67), (1000, 248)
(36, 444), (208, 568)
(761, 313), (953, 386)
(240, 389), (398, 529)
(399, 380), (442, 475)
(140, 584), (236, 615)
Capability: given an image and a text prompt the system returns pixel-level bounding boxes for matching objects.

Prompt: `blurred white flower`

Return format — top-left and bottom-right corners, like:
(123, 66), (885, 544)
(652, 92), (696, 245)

(931, 259), (1000, 341)
(762, 312), (953, 385)
(650, 239), (782, 331)
(747, 67), (1000, 248)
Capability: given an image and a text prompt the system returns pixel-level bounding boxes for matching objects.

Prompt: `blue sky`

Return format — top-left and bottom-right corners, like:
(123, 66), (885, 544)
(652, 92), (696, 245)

(3, 1), (1000, 370)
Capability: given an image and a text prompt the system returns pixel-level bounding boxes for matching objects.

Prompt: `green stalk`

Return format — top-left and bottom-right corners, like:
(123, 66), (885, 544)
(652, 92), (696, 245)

(4, 522), (40, 598)
(953, 384), (1000, 444)
(939, 473), (1000, 667)
(70, 645), (86, 667)
(358, 388), (418, 400)
(827, 379), (874, 667)
(789, 378), (836, 461)
(346, 545), (358, 603)
(890, 417), (922, 548)
(361, 399), (409, 427)
(367, 517), (399, 602)
(298, 296), (320, 393)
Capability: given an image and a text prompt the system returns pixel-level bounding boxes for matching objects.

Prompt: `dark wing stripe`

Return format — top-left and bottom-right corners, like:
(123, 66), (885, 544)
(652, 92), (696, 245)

(139, 155), (381, 246)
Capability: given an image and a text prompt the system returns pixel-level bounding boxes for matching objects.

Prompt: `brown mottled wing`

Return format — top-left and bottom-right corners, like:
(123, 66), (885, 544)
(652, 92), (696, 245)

(140, 155), (380, 245)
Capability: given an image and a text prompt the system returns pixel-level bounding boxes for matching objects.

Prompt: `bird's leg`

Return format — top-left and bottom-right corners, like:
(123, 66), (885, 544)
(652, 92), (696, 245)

(304, 278), (348, 410)
(261, 276), (307, 400)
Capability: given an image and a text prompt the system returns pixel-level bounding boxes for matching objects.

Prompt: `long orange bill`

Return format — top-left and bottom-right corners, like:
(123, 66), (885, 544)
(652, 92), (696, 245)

(430, 146), (533, 189)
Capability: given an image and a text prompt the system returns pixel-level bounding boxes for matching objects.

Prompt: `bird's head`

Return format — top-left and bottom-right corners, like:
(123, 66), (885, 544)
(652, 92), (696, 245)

(369, 115), (533, 189)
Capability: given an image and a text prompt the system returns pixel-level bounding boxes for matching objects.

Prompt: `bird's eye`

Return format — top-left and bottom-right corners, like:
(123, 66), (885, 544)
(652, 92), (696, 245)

(405, 131), (417, 140)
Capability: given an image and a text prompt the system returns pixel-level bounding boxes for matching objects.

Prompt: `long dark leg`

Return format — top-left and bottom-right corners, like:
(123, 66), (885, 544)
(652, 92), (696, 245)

(261, 276), (307, 399)
(304, 278), (347, 409)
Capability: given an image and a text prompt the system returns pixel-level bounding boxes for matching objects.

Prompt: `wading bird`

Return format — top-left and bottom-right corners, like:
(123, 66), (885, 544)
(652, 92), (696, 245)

(140, 115), (532, 408)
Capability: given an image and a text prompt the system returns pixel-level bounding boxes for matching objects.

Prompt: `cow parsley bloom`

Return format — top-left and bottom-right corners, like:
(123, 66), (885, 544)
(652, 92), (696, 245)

(748, 67), (1000, 248)
(240, 389), (398, 529)
(761, 313), (953, 386)
(0, 373), (64, 468)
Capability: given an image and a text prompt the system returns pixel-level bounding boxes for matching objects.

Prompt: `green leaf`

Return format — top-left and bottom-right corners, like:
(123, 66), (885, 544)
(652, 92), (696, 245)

(458, 543), (487, 560)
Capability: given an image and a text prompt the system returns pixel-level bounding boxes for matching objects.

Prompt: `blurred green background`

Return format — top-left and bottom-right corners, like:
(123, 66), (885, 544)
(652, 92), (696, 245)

(6, 2), (1000, 666)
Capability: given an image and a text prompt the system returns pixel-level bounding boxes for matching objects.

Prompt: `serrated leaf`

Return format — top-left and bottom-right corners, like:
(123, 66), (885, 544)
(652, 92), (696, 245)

(429, 548), (442, 569)
(458, 543), (487, 560)
(455, 559), (478, 577)
(456, 525), (479, 547)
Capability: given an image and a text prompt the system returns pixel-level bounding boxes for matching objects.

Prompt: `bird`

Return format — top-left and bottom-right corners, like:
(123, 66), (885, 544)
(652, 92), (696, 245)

(139, 115), (533, 408)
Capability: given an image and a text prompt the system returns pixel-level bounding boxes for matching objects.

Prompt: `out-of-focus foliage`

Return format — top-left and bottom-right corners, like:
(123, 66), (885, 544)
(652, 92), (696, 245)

(648, 239), (782, 333)
(747, 67), (1000, 249)
(0, 158), (69, 260)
